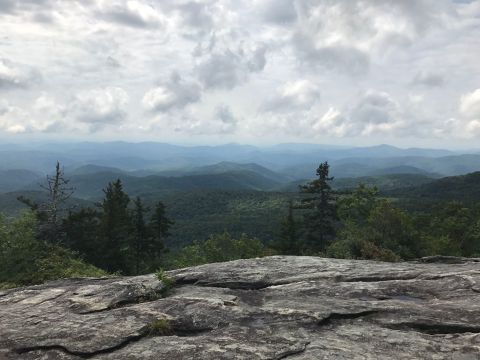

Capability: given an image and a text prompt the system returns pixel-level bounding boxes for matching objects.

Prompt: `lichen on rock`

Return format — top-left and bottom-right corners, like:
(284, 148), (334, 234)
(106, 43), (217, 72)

(1, 256), (480, 359)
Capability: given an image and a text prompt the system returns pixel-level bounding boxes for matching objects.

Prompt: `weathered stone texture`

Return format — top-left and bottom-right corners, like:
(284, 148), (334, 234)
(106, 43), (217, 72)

(1, 256), (480, 359)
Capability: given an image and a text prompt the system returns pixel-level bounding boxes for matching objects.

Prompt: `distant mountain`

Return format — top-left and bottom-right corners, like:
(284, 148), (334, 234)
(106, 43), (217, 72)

(282, 154), (480, 179)
(387, 171), (480, 203)
(0, 141), (465, 176)
(368, 166), (440, 177)
(0, 169), (43, 193)
(32, 170), (285, 200)
(69, 164), (126, 176)
(0, 191), (93, 216)
(186, 162), (290, 182)
(332, 174), (435, 191)
(276, 173), (435, 192)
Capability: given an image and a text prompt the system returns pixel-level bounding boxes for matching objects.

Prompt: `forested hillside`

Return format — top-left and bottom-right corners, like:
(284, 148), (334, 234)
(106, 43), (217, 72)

(2, 159), (480, 290)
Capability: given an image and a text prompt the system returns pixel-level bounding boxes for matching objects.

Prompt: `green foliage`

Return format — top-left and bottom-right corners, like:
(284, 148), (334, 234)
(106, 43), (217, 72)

(155, 268), (175, 289)
(0, 211), (106, 289)
(300, 161), (337, 252)
(98, 179), (133, 273)
(169, 232), (268, 269)
(272, 201), (300, 255)
(147, 318), (173, 336)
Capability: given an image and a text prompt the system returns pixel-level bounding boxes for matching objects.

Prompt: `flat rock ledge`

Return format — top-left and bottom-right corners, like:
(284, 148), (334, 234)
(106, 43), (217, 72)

(1, 256), (480, 359)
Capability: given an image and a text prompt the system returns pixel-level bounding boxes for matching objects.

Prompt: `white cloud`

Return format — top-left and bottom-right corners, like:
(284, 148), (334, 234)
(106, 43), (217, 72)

(261, 80), (320, 112)
(460, 89), (480, 119)
(0, 99), (29, 133)
(0, 0), (479, 144)
(96, 0), (165, 29)
(142, 73), (201, 112)
(195, 43), (267, 89)
(72, 87), (129, 128)
(0, 58), (39, 89)
(456, 89), (480, 137)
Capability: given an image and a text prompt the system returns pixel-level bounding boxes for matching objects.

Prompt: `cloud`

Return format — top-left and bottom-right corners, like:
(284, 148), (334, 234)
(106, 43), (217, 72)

(0, 0), (479, 144)
(0, 99), (29, 133)
(142, 73), (201, 112)
(460, 89), (480, 119)
(412, 71), (445, 87)
(261, 0), (297, 24)
(457, 88), (480, 137)
(0, 58), (39, 89)
(293, 35), (371, 76)
(195, 44), (267, 89)
(72, 87), (129, 128)
(213, 104), (238, 133)
(176, 1), (214, 37)
(261, 80), (320, 113)
(261, 90), (413, 138)
(0, 0), (51, 15)
(96, 0), (165, 29)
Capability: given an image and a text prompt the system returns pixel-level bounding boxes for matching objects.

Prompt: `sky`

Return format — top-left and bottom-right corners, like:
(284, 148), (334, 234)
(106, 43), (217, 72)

(0, 0), (479, 147)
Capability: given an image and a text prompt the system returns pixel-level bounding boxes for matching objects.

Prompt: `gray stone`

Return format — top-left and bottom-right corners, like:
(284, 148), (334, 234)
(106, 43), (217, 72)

(1, 256), (480, 359)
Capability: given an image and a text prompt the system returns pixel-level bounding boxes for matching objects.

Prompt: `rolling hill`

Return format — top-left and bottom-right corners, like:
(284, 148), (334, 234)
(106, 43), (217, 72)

(22, 170), (284, 200)
(387, 171), (480, 203)
(0, 170), (43, 193)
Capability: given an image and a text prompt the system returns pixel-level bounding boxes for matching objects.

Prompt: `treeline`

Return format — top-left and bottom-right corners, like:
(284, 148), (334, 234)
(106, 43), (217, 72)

(2, 161), (480, 289)
(20, 163), (174, 275)
(272, 162), (480, 260)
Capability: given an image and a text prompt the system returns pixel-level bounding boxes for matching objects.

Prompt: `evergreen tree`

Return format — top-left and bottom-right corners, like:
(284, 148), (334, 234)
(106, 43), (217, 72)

(300, 161), (337, 252)
(132, 197), (148, 275)
(98, 179), (132, 273)
(63, 208), (102, 266)
(274, 201), (300, 255)
(148, 201), (173, 264)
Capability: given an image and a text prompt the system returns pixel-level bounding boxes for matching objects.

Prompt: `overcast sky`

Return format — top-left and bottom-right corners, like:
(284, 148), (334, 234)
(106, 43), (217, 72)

(0, 0), (479, 147)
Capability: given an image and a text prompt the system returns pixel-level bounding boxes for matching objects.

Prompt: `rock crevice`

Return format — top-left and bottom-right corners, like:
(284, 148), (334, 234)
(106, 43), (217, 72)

(1, 256), (480, 359)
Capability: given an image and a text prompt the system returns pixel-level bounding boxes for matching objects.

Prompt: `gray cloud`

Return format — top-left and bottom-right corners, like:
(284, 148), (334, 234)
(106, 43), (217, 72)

(0, 0), (478, 143)
(72, 87), (129, 128)
(214, 104), (237, 133)
(0, 58), (40, 89)
(142, 73), (201, 112)
(412, 71), (445, 87)
(261, 0), (297, 24)
(196, 45), (267, 89)
(294, 40), (370, 76)
(97, 1), (164, 29)
(0, 0), (50, 14)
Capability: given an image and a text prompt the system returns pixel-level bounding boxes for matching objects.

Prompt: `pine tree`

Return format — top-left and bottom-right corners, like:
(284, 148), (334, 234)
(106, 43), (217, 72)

(132, 197), (148, 275)
(274, 201), (300, 255)
(63, 208), (102, 266)
(148, 201), (173, 264)
(300, 161), (337, 252)
(98, 179), (132, 273)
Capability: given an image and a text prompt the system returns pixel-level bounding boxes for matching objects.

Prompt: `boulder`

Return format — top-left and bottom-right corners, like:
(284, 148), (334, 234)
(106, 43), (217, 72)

(1, 256), (480, 359)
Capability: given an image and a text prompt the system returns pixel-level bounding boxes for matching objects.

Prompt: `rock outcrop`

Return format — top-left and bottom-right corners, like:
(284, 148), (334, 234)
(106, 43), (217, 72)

(1, 256), (480, 359)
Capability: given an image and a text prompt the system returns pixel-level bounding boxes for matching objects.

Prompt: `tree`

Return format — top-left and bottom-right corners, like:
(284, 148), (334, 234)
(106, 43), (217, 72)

(148, 201), (174, 263)
(300, 162), (337, 252)
(337, 184), (379, 226)
(273, 201), (300, 255)
(0, 211), (105, 289)
(63, 208), (102, 266)
(18, 161), (74, 244)
(170, 232), (266, 269)
(98, 179), (132, 273)
(132, 197), (148, 275)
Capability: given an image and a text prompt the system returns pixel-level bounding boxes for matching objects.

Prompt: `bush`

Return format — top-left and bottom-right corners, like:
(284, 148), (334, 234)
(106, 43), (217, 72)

(168, 232), (268, 269)
(0, 211), (107, 289)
